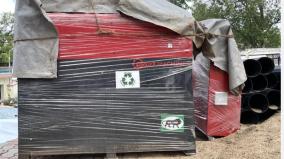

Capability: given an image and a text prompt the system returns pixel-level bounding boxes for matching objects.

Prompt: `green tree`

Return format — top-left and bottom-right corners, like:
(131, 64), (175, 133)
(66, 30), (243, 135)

(0, 12), (14, 66)
(169, 0), (281, 49)
(168, 0), (190, 9)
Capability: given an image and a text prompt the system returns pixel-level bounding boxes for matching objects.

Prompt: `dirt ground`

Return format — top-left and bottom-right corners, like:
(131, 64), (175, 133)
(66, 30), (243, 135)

(120, 113), (281, 159)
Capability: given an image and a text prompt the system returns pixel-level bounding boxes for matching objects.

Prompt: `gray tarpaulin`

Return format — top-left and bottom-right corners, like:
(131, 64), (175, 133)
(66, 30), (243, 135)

(41, 0), (120, 13)
(199, 19), (247, 94)
(13, 0), (247, 93)
(14, 0), (58, 78)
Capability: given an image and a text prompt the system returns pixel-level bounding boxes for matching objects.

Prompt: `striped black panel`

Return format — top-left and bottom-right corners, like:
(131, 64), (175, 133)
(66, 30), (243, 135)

(18, 58), (195, 156)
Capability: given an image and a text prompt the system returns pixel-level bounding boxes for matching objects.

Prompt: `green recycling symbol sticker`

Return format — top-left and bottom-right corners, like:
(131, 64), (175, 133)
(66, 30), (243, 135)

(116, 71), (140, 89)
(121, 72), (135, 86)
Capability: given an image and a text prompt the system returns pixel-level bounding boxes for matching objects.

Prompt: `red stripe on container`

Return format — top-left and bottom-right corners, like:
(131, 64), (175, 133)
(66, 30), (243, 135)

(48, 13), (193, 60)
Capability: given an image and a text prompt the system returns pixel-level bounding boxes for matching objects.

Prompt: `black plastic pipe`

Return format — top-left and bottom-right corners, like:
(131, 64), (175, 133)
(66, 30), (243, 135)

(275, 82), (281, 90)
(266, 90), (281, 110)
(241, 108), (277, 124)
(241, 94), (251, 111)
(242, 78), (253, 93)
(258, 57), (275, 75)
(241, 111), (260, 124)
(251, 75), (268, 91)
(266, 73), (278, 88)
(242, 93), (269, 114)
(272, 71), (281, 90)
(249, 94), (269, 113)
(258, 109), (277, 122)
(243, 59), (262, 77)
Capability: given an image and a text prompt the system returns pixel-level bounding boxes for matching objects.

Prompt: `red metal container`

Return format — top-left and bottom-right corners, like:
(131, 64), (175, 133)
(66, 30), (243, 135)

(193, 54), (241, 137)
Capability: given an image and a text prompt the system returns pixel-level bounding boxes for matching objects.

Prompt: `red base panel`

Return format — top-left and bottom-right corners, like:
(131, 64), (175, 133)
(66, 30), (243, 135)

(207, 65), (241, 137)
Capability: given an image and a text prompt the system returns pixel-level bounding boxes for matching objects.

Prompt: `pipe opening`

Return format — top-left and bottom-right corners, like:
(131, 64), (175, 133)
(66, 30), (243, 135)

(258, 57), (275, 75)
(249, 94), (268, 113)
(252, 75), (268, 91)
(244, 59), (262, 77)
(267, 90), (281, 110)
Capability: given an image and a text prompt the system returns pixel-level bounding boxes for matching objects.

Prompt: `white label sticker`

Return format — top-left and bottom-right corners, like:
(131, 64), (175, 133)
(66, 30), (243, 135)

(116, 71), (140, 89)
(214, 92), (228, 105)
(168, 43), (173, 48)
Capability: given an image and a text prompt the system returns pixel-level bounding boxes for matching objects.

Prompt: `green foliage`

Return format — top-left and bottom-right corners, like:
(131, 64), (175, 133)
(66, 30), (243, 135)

(168, 0), (190, 9)
(169, 0), (281, 49)
(0, 12), (14, 66)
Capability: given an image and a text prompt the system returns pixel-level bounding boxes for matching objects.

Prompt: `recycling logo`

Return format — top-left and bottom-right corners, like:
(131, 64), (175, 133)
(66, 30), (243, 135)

(116, 71), (140, 89)
(121, 72), (135, 86)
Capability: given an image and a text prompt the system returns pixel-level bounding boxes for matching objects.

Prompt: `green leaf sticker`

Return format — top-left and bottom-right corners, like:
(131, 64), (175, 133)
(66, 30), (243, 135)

(160, 114), (184, 132)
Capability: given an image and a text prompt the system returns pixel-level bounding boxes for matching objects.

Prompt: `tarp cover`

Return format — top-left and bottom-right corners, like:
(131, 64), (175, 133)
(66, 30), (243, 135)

(41, 0), (120, 13)
(13, 0), (247, 93)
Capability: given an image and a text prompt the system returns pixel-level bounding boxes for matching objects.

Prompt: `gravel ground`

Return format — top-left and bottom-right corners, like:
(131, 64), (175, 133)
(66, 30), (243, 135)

(121, 113), (281, 159)
(0, 113), (280, 159)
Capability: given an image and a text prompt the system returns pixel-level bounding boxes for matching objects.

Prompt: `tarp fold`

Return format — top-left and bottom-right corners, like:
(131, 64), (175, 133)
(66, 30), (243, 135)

(13, 0), (247, 93)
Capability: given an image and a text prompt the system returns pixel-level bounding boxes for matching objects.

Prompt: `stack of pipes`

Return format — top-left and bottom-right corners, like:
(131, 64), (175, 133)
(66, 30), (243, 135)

(241, 57), (281, 123)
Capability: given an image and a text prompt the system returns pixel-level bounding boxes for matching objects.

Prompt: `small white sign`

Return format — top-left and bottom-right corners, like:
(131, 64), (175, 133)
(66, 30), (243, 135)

(116, 71), (140, 89)
(214, 92), (228, 106)
(168, 43), (173, 48)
